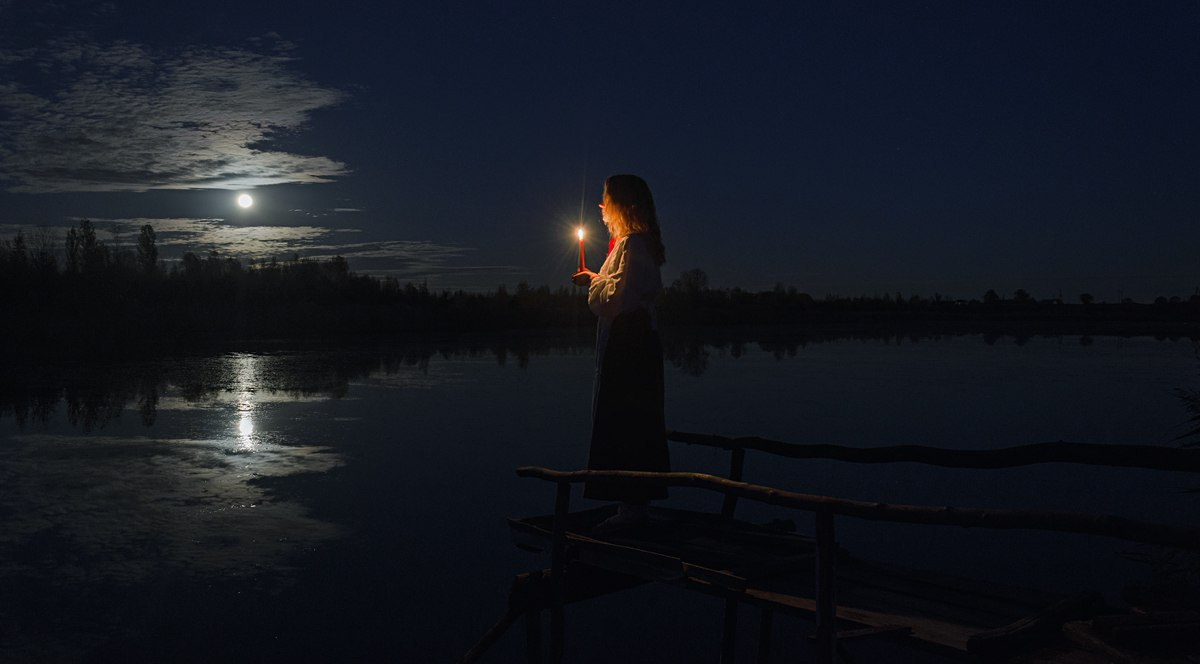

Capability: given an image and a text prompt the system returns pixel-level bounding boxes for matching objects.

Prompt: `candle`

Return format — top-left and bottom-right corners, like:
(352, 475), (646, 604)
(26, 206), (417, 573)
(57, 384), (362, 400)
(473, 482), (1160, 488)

(577, 226), (586, 271)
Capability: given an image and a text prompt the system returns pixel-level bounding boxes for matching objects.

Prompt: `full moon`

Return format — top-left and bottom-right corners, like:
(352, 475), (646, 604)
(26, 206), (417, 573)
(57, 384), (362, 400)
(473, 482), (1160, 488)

(237, 194), (254, 208)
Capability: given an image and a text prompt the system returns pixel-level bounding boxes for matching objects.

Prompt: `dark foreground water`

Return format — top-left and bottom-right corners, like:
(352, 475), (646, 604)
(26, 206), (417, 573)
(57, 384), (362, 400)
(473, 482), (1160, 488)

(2, 333), (1198, 662)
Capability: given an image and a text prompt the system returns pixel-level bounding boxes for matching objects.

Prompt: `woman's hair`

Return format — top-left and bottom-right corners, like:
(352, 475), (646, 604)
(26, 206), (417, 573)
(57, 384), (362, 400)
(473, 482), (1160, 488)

(603, 174), (666, 266)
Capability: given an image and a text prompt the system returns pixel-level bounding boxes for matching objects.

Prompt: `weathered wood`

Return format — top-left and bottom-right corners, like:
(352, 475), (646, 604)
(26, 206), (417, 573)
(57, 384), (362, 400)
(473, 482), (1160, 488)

(1062, 621), (1145, 664)
(815, 507), (837, 664)
(832, 625), (914, 641)
(667, 430), (1200, 473)
(515, 467), (1200, 551)
(966, 592), (1106, 654)
(731, 586), (977, 653)
(459, 607), (523, 664)
(739, 588), (984, 648)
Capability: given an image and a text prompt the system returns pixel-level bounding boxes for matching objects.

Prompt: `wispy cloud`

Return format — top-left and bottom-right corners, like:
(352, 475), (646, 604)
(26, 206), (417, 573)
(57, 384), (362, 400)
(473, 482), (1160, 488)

(8, 217), (477, 278)
(0, 32), (348, 193)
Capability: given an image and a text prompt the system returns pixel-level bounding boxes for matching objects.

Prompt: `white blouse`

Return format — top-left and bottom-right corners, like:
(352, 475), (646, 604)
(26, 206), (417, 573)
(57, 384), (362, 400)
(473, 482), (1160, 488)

(588, 234), (662, 362)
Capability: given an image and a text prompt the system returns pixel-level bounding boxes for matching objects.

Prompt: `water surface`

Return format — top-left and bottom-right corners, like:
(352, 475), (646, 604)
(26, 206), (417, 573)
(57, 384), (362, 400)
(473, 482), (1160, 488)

(2, 334), (1197, 661)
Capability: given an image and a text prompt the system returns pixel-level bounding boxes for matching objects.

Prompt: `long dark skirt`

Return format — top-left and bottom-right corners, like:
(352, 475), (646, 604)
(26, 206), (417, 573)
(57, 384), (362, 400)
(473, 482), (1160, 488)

(584, 308), (670, 503)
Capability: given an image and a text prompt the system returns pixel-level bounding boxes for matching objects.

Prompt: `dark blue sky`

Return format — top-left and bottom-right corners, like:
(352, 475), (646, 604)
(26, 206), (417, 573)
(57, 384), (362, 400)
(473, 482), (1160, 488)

(1, 0), (1196, 300)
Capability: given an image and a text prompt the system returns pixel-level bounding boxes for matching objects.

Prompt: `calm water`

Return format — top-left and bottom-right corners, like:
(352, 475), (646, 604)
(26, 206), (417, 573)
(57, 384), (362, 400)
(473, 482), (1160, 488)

(2, 334), (1198, 662)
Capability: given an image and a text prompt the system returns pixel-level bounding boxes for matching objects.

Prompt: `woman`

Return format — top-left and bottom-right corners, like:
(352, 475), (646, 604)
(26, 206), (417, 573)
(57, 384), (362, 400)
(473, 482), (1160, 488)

(572, 174), (669, 529)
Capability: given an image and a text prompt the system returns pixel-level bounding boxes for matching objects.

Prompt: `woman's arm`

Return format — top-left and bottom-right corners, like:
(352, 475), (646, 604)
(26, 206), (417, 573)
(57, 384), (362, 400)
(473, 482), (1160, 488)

(588, 238), (629, 318)
(590, 235), (664, 319)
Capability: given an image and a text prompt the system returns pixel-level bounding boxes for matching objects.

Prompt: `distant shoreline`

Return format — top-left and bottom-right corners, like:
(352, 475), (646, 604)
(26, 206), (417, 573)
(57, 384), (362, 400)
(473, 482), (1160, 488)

(5, 315), (1196, 367)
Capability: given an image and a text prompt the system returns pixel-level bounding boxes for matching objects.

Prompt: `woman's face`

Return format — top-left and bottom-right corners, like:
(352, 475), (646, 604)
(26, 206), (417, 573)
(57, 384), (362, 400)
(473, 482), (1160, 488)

(599, 192), (616, 235)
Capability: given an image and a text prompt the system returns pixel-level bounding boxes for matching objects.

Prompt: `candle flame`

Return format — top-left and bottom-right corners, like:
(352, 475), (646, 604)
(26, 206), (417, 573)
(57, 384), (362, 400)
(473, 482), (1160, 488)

(577, 227), (584, 240)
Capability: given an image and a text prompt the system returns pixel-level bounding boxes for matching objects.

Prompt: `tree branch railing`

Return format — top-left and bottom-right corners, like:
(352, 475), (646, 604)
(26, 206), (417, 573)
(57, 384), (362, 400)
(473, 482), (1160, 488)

(666, 430), (1200, 473)
(516, 466), (1200, 664)
(516, 467), (1200, 550)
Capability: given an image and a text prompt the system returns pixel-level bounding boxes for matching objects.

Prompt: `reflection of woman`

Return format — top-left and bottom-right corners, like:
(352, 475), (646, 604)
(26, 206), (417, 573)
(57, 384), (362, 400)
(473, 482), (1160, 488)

(572, 174), (669, 529)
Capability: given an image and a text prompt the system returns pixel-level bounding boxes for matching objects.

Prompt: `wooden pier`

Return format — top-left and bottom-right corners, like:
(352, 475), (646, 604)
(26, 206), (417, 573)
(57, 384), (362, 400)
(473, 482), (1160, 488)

(463, 433), (1200, 663)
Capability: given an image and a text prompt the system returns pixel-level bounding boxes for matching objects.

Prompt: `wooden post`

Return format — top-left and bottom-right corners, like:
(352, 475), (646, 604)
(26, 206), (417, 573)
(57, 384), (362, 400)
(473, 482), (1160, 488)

(815, 506), (837, 664)
(757, 608), (774, 664)
(721, 596), (738, 662)
(721, 447), (746, 518)
(549, 481), (571, 664)
(526, 609), (543, 664)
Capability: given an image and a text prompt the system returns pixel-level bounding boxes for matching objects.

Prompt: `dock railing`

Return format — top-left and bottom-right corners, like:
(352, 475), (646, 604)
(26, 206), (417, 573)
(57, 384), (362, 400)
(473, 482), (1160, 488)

(666, 431), (1200, 520)
(512, 433), (1200, 664)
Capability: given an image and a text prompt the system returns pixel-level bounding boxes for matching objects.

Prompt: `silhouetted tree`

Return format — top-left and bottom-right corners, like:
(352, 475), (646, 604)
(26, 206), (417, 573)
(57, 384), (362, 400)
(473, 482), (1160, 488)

(30, 227), (57, 275)
(673, 268), (708, 298)
(1079, 293), (1094, 305)
(8, 230), (28, 271)
(137, 224), (158, 273)
(78, 219), (104, 272)
(983, 289), (1000, 305)
(65, 226), (81, 273)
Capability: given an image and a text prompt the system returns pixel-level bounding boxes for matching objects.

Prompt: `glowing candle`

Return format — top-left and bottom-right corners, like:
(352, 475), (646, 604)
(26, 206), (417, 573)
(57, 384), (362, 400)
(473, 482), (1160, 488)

(577, 227), (586, 271)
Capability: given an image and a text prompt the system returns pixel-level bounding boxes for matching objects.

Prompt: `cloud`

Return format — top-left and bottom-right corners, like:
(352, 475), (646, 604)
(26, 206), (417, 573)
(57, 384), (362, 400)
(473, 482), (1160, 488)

(3, 217), (495, 287)
(14, 217), (477, 276)
(0, 33), (348, 193)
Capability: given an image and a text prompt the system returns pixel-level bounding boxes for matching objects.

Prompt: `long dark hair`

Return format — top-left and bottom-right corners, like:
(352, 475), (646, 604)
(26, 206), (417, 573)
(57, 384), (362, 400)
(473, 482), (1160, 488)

(604, 174), (666, 266)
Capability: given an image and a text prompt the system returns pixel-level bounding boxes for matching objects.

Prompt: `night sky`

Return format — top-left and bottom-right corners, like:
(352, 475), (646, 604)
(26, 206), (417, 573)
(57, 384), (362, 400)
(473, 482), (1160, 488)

(1, 0), (1196, 301)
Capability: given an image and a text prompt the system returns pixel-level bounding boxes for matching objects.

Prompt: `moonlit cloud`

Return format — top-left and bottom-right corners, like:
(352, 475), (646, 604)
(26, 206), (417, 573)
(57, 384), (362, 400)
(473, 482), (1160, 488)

(0, 33), (348, 193)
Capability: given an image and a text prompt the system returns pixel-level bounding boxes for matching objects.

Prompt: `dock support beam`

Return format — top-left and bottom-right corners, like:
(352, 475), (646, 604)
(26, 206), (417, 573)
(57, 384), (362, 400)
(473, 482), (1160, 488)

(721, 597), (738, 662)
(757, 608), (774, 663)
(549, 481), (571, 664)
(526, 609), (542, 664)
(721, 448), (747, 518)
(815, 506), (837, 664)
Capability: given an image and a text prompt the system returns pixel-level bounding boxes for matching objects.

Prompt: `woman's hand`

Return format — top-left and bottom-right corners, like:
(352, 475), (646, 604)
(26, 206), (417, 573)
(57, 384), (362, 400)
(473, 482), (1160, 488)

(572, 270), (596, 286)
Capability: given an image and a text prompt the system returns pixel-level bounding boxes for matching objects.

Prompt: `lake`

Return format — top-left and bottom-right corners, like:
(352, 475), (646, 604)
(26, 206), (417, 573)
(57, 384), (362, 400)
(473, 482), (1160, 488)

(2, 333), (1198, 662)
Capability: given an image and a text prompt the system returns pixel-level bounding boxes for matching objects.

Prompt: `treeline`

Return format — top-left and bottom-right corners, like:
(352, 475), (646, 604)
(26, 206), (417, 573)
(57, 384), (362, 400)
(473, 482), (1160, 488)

(2, 221), (1198, 349)
(0, 220), (599, 347)
(658, 268), (1200, 331)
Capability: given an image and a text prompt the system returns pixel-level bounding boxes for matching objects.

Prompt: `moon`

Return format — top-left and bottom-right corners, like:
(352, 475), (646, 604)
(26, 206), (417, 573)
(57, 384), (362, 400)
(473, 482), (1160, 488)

(237, 194), (254, 208)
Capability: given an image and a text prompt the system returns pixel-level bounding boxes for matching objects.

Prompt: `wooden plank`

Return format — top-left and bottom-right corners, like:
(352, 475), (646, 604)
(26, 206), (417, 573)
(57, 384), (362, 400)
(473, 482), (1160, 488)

(1060, 621), (1181, 664)
(829, 625), (913, 641)
(835, 558), (1052, 625)
(737, 587), (978, 652)
(681, 562), (748, 592)
(966, 593), (1106, 655)
(844, 556), (1064, 611)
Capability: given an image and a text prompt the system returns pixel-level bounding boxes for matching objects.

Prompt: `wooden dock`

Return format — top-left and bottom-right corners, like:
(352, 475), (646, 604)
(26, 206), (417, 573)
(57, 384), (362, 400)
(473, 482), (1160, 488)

(463, 433), (1200, 663)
